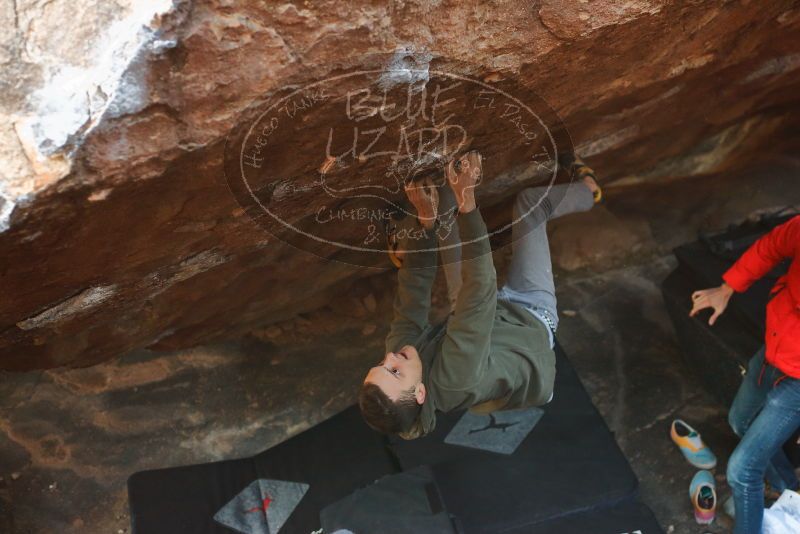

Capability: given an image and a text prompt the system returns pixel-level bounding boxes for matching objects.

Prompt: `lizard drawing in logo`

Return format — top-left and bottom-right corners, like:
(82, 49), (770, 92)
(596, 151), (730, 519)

(245, 495), (272, 516)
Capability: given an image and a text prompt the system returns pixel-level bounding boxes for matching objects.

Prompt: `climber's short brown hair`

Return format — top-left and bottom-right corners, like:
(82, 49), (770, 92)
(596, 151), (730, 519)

(358, 382), (421, 435)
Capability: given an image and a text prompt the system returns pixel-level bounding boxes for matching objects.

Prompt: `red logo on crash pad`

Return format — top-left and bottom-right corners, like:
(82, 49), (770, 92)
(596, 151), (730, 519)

(214, 479), (309, 534)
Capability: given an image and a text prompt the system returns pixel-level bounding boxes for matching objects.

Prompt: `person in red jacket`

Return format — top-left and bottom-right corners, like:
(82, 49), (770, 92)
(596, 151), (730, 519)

(690, 214), (800, 534)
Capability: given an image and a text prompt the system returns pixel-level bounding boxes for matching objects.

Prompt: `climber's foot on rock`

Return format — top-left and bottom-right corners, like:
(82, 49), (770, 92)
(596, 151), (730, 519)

(571, 155), (603, 204)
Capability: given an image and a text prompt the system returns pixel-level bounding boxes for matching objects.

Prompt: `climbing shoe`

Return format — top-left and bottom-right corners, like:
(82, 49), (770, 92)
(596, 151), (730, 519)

(690, 470), (717, 525)
(571, 155), (603, 204)
(670, 419), (717, 469)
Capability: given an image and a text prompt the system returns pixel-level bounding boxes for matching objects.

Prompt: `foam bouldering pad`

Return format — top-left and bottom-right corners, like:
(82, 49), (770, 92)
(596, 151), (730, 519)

(518, 500), (664, 534)
(128, 405), (399, 534)
(129, 339), (654, 533)
(389, 343), (639, 533)
(320, 466), (457, 533)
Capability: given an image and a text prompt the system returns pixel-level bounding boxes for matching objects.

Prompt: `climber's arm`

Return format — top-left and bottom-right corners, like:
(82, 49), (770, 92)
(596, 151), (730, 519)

(431, 152), (495, 389)
(384, 225), (438, 352)
(434, 206), (495, 388)
(385, 179), (440, 353)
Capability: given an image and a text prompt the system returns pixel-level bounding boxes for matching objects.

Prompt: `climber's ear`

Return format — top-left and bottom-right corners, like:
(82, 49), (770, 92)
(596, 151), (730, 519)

(414, 382), (426, 405)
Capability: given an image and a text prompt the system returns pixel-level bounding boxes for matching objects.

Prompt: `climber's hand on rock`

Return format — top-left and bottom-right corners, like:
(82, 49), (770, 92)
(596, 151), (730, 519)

(446, 151), (482, 214)
(689, 283), (734, 326)
(404, 177), (439, 230)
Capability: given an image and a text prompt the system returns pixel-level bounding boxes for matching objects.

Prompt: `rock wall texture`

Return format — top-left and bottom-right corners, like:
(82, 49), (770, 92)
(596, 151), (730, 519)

(2, 0), (800, 370)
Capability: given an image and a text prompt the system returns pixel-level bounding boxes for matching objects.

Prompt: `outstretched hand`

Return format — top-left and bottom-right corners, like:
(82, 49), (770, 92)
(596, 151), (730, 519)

(404, 177), (439, 229)
(689, 283), (734, 326)
(445, 151), (482, 213)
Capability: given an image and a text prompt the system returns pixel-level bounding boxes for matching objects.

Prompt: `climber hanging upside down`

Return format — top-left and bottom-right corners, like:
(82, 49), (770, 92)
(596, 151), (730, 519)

(358, 150), (602, 439)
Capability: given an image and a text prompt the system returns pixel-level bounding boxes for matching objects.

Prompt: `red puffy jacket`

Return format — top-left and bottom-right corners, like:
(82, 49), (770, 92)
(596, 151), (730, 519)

(723, 215), (800, 378)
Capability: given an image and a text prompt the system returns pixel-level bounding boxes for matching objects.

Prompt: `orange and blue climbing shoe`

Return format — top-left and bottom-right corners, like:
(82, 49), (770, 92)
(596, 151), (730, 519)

(670, 419), (717, 469)
(690, 470), (717, 525)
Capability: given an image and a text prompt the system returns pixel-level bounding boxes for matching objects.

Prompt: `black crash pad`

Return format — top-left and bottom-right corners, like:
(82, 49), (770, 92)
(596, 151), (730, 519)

(389, 342), (640, 533)
(129, 343), (654, 533)
(519, 500), (664, 534)
(128, 405), (398, 534)
(320, 466), (457, 533)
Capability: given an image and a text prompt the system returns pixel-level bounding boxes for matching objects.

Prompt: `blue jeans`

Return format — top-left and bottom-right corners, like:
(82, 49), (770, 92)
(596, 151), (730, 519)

(727, 346), (800, 534)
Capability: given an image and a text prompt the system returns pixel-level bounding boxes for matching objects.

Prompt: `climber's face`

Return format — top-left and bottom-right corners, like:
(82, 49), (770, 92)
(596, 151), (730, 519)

(363, 345), (425, 402)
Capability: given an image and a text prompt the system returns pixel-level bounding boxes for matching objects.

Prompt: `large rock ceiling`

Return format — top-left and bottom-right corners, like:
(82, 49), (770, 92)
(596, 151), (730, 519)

(1, 0), (799, 370)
